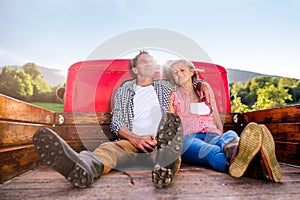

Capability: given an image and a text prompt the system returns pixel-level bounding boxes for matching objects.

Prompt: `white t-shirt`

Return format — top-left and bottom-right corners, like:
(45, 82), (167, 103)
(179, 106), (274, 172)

(132, 84), (162, 136)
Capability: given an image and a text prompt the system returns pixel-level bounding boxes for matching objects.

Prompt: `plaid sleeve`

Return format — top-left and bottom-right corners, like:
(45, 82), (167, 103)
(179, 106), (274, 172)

(110, 88), (127, 136)
(193, 79), (205, 88)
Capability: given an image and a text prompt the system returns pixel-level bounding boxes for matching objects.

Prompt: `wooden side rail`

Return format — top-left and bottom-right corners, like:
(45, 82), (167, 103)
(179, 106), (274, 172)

(0, 94), (54, 183)
(225, 105), (300, 166)
(54, 112), (116, 152)
(1, 93), (299, 184)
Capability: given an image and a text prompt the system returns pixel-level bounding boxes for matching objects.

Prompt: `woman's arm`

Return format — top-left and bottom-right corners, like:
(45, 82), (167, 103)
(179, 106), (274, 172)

(208, 85), (224, 133)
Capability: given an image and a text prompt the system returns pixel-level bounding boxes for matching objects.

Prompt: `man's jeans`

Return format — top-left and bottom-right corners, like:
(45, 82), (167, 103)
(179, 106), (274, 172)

(182, 131), (238, 172)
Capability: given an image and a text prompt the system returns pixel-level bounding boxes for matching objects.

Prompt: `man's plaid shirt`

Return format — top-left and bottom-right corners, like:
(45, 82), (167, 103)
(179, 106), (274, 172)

(110, 79), (175, 136)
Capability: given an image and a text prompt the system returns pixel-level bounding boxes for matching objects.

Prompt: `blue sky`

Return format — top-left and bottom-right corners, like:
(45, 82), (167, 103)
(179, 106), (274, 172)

(0, 0), (299, 79)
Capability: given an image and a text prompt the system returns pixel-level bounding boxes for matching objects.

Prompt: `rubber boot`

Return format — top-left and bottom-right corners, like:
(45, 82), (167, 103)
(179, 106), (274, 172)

(224, 137), (239, 164)
(152, 113), (184, 189)
(79, 151), (104, 180)
(244, 152), (273, 181)
(244, 125), (282, 182)
(33, 128), (103, 188)
(259, 125), (281, 182)
(229, 122), (263, 178)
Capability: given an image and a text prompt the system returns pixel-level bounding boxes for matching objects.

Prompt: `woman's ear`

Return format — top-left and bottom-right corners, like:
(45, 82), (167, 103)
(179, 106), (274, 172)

(190, 68), (195, 77)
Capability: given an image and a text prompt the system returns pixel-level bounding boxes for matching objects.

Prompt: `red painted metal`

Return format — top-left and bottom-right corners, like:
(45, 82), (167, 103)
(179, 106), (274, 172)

(64, 59), (231, 113)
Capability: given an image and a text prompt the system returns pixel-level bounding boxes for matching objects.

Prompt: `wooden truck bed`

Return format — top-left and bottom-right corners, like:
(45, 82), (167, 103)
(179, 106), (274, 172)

(1, 164), (300, 200)
(1, 94), (300, 199)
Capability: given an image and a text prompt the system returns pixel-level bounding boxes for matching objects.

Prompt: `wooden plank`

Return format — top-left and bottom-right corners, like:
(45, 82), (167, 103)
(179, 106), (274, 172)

(1, 164), (299, 199)
(220, 112), (237, 124)
(54, 112), (111, 125)
(54, 124), (116, 141)
(275, 141), (300, 165)
(53, 112), (116, 151)
(264, 123), (300, 142)
(241, 105), (300, 123)
(281, 105), (300, 122)
(0, 94), (54, 124)
(0, 145), (39, 183)
(0, 139), (93, 183)
(242, 108), (282, 123)
(54, 124), (115, 152)
(0, 120), (52, 148)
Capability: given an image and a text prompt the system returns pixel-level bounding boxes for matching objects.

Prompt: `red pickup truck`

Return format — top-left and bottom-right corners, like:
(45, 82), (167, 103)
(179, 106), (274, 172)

(1, 59), (299, 199)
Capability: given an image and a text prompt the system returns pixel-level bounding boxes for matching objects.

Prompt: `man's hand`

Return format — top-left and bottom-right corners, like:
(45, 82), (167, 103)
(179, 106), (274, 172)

(130, 135), (157, 153)
(117, 127), (157, 153)
(197, 81), (212, 104)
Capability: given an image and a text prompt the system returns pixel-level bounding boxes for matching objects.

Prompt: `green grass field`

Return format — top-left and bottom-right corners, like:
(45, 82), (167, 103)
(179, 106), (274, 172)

(31, 102), (64, 112)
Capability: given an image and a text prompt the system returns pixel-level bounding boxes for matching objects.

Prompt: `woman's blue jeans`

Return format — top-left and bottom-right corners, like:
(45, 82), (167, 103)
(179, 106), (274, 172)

(182, 130), (238, 172)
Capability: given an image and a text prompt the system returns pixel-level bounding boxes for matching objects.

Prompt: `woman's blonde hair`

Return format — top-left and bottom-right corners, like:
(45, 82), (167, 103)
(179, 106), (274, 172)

(168, 59), (199, 84)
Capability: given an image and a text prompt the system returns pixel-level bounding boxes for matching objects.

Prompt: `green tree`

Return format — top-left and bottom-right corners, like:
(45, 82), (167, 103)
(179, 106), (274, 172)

(0, 64), (58, 102)
(0, 66), (33, 101)
(278, 77), (298, 88)
(279, 77), (299, 103)
(230, 92), (250, 113)
(22, 63), (52, 101)
(230, 75), (298, 112)
(23, 63), (40, 79)
(251, 84), (292, 110)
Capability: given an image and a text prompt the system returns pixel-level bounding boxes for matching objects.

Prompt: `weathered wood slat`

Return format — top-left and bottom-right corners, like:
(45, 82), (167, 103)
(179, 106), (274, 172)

(275, 141), (300, 165)
(264, 123), (300, 142)
(54, 124), (116, 141)
(223, 106), (300, 166)
(1, 164), (299, 199)
(0, 121), (52, 148)
(0, 95), (55, 183)
(220, 112), (236, 124)
(0, 145), (39, 183)
(53, 112), (116, 151)
(241, 105), (300, 123)
(0, 94), (54, 124)
(54, 112), (111, 125)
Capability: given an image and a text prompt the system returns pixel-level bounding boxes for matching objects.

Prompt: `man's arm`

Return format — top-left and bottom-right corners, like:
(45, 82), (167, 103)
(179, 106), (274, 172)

(195, 81), (212, 104)
(168, 93), (175, 113)
(110, 88), (127, 136)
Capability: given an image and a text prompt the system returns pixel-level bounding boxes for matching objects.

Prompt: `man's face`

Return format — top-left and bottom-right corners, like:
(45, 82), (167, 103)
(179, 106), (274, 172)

(133, 53), (157, 78)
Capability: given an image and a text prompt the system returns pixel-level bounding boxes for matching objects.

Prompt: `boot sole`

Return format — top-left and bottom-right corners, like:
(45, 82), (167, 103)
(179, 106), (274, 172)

(229, 122), (262, 178)
(152, 113), (184, 188)
(32, 128), (92, 188)
(152, 158), (181, 189)
(260, 125), (282, 182)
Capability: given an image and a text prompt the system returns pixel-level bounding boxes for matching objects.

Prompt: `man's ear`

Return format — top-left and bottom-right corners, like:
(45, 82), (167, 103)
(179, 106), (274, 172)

(132, 67), (138, 74)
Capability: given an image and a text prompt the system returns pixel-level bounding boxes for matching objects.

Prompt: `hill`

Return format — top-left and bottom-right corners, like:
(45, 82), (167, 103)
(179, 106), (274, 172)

(38, 66), (66, 86)
(226, 68), (278, 83)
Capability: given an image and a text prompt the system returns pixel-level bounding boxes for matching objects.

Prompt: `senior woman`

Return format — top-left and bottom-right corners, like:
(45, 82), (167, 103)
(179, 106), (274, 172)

(167, 59), (281, 182)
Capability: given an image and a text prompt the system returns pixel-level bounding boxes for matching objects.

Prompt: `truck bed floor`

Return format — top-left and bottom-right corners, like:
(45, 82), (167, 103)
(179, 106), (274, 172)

(1, 163), (300, 200)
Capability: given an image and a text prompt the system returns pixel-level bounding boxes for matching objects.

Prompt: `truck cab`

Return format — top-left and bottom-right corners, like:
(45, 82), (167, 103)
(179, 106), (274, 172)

(63, 59), (231, 113)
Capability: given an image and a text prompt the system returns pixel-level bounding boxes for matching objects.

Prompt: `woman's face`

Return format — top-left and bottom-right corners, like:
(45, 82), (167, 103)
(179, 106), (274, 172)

(171, 61), (194, 86)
